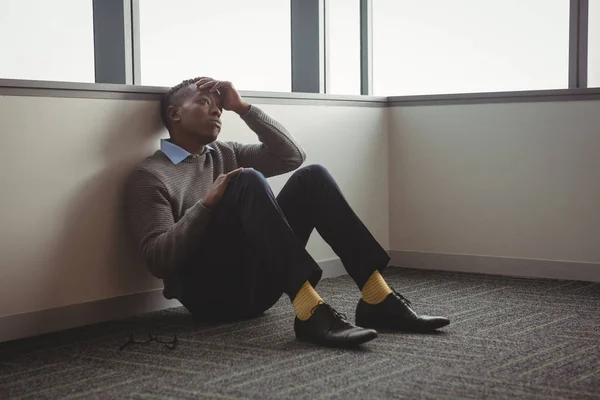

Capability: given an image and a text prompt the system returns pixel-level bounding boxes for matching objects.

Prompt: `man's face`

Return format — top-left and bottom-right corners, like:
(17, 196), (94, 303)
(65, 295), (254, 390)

(170, 85), (223, 143)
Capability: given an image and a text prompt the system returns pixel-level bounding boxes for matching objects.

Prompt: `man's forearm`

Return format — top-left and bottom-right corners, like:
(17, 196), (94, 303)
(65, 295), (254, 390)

(241, 106), (306, 161)
(141, 201), (213, 279)
(232, 100), (251, 116)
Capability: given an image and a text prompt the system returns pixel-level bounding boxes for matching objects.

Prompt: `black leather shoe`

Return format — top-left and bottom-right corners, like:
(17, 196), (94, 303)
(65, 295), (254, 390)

(294, 303), (378, 347)
(356, 290), (450, 332)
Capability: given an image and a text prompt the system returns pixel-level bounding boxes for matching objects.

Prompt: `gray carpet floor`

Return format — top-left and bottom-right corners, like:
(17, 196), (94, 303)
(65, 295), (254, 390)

(1, 267), (599, 400)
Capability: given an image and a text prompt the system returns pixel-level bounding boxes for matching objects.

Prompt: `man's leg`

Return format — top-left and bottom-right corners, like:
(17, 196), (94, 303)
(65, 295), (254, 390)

(276, 164), (392, 302)
(181, 168), (377, 346)
(276, 164), (390, 289)
(276, 164), (449, 332)
(181, 169), (322, 320)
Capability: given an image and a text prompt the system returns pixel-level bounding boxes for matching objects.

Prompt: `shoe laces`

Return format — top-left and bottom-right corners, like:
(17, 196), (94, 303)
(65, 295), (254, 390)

(391, 289), (412, 306)
(311, 302), (349, 326)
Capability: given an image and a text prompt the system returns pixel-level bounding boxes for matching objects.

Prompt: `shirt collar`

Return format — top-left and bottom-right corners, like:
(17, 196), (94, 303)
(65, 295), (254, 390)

(160, 139), (213, 165)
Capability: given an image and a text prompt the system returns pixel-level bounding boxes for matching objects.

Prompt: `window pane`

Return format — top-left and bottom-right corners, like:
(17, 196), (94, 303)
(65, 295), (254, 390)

(589, 0), (600, 87)
(139, 0), (291, 92)
(328, 0), (361, 95)
(0, 0), (95, 83)
(373, 0), (569, 96)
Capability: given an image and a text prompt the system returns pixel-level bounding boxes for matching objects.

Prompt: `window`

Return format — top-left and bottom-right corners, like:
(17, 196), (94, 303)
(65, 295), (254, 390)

(372, 0), (570, 96)
(138, 0), (292, 92)
(0, 0), (95, 83)
(327, 0), (361, 95)
(589, 0), (600, 87)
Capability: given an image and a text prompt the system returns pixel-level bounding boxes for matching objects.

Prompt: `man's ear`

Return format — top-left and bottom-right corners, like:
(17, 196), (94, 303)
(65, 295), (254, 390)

(167, 105), (181, 124)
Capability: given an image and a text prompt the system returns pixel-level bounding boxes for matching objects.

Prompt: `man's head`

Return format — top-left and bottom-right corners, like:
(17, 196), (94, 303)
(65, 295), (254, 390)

(160, 78), (223, 145)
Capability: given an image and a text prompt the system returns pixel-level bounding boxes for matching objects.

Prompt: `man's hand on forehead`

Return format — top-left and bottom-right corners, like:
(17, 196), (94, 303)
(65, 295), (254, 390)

(194, 77), (250, 115)
(194, 77), (220, 96)
(195, 77), (225, 93)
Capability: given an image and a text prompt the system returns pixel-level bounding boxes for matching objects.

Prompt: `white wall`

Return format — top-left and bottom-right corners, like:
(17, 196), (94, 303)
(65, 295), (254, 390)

(0, 95), (389, 319)
(6, 88), (599, 338)
(389, 101), (600, 266)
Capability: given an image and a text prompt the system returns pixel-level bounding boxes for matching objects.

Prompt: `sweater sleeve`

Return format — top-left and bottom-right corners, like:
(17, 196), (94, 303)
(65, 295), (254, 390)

(230, 105), (306, 177)
(125, 168), (213, 279)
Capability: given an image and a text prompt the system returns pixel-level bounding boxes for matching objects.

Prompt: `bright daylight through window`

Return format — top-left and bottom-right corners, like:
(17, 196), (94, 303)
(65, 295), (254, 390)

(327, 0), (361, 95)
(372, 0), (570, 96)
(0, 0), (95, 83)
(589, 0), (600, 87)
(138, 0), (292, 92)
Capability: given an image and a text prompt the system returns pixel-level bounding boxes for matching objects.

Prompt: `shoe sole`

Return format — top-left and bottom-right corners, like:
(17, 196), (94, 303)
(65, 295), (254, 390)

(356, 317), (450, 333)
(296, 331), (378, 348)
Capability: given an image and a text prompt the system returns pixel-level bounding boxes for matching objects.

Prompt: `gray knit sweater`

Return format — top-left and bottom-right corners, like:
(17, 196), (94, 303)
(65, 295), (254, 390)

(125, 105), (306, 299)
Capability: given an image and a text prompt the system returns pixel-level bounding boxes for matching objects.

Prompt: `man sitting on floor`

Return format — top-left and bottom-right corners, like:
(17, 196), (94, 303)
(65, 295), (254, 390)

(125, 77), (450, 348)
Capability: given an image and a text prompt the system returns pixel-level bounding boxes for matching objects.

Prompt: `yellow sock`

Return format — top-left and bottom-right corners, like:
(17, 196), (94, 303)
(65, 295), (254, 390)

(293, 281), (323, 321)
(362, 270), (393, 304)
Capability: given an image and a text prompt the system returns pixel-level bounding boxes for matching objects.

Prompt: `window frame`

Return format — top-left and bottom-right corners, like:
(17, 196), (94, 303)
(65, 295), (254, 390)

(0, 0), (597, 105)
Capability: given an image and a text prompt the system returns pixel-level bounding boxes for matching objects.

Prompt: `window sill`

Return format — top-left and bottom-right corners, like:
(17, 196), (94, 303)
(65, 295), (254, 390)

(2, 79), (600, 107)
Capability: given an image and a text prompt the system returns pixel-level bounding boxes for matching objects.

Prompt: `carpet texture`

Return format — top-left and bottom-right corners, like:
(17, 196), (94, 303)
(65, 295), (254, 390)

(1, 267), (599, 399)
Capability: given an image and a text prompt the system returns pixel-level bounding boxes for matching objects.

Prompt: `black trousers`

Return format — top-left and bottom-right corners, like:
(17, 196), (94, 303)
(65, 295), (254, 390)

(181, 165), (390, 321)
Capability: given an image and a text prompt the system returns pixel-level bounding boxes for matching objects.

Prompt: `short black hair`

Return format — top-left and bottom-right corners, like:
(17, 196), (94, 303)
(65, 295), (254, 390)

(160, 78), (199, 130)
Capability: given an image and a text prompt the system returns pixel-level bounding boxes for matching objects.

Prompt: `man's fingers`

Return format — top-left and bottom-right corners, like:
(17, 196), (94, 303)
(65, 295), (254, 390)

(227, 167), (245, 176)
(195, 77), (212, 85)
(196, 78), (218, 90)
(195, 79), (211, 88)
(209, 82), (221, 92)
(226, 168), (244, 179)
(197, 81), (217, 91)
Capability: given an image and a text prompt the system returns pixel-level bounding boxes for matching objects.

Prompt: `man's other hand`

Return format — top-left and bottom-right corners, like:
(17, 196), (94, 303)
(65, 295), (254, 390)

(195, 78), (251, 115)
(202, 168), (245, 209)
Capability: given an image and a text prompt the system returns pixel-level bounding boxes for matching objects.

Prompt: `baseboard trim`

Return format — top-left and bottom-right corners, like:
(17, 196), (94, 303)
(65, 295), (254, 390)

(0, 258), (347, 343)
(0, 290), (180, 344)
(389, 250), (600, 283)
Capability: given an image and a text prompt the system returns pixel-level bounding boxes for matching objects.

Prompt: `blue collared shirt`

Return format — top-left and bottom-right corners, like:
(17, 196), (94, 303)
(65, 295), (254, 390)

(160, 139), (213, 165)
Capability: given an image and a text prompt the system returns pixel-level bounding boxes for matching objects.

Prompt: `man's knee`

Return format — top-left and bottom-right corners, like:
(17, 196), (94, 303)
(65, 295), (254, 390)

(296, 164), (330, 179)
(219, 168), (271, 210)
(234, 168), (268, 188)
(305, 163), (328, 175)
(294, 164), (334, 186)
